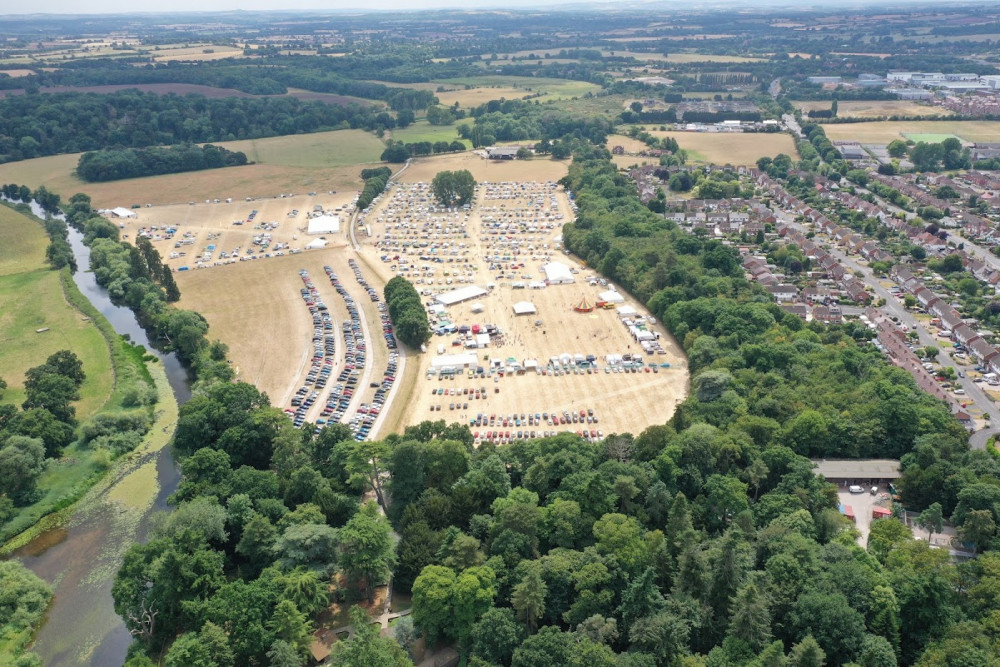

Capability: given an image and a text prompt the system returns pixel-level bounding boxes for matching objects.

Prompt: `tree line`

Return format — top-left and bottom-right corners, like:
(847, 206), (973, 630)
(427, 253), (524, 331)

(0, 90), (391, 164)
(356, 166), (392, 211)
(384, 276), (431, 349)
(76, 143), (248, 182)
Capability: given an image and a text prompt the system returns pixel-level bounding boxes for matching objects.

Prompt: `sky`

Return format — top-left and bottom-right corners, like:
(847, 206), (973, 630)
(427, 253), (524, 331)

(5, 0), (620, 14)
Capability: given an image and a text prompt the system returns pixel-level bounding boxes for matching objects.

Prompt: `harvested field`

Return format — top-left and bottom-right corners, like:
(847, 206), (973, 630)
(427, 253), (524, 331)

(822, 120), (1000, 144)
(793, 100), (952, 118)
(605, 50), (766, 63)
(434, 76), (600, 101)
(0, 69), (34, 77)
(648, 131), (798, 165)
(606, 134), (656, 153)
(435, 87), (535, 108)
(355, 170), (688, 439)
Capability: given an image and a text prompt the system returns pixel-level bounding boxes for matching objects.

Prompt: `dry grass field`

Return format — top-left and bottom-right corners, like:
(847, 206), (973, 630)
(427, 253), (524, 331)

(822, 120), (1000, 144)
(397, 152), (571, 184)
(606, 134), (655, 153)
(605, 51), (766, 63)
(216, 129), (385, 168)
(0, 69), (34, 77)
(434, 76), (601, 102)
(793, 100), (953, 118)
(649, 131), (798, 165)
(435, 87), (535, 108)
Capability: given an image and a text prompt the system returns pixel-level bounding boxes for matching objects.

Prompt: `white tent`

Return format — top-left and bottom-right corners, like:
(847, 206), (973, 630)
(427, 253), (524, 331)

(437, 285), (488, 306)
(470, 302), (485, 314)
(600, 289), (625, 304)
(305, 238), (328, 249)
(307, 215), (340, 235)
(617, 305), (638, 318)
(542, 262), (574, 285)
(475, 333), (491, 348)
(512, 301), (537, 315)
(430, 353), (478, 370)
(111, 207), (136, 218)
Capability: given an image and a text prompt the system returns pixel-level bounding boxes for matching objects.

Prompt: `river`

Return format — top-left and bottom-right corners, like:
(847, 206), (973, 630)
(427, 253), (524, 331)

(11, 218), (191, 666)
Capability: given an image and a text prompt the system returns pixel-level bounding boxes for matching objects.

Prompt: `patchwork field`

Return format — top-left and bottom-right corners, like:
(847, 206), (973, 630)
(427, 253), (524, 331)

(649, 131), (799, 165)
(793, 100), (953, 118)
(822, 120), (1000, 144)
(0, 206), (112, 417)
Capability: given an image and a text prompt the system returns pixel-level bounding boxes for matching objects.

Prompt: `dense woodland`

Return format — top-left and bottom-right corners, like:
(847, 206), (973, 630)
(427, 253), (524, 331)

(76, 143), (248, 182)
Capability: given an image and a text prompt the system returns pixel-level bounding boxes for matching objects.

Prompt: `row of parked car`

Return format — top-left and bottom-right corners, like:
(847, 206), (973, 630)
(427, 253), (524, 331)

(318, 266), (366, 430)
(287, 270), (337, 427)
(475, 429), (604, 445)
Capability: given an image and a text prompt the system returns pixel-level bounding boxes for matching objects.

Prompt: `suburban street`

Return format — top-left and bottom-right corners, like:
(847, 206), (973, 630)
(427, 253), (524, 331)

(778, 213), (999, 448)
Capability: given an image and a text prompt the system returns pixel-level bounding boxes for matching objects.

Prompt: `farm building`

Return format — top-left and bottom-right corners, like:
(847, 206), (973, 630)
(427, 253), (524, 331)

(512, 301), (537, 316)
(436, 285), (489, 306)
(307, 215), (340, 235)
(600, 290), (625, 304)
(542, 262), (575, 284)
(486, 146), (520, 160)
(431, 353), (478, 370)
(110, 207), (137, 219)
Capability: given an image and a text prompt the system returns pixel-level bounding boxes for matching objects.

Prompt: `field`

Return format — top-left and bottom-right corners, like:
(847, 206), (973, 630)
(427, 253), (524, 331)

(606, 50), (766, 63)
(904, 133), (963, 143)
(433, 76), (601, 102)
(0, 205), (112, 418)
(822, 120), (1000, 144)
(389, 120), (472, 146)
(793, 100), (953, 118)
(217, 129), (385, 168)
(649, 131), (799, 165)
(0, 129), (382, 208)
(435, 87), (538, 108)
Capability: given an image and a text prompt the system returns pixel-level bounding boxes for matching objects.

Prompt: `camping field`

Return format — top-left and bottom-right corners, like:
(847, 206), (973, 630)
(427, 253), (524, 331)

(0, 205), (112, 418)
(822, 120), (1000, 144)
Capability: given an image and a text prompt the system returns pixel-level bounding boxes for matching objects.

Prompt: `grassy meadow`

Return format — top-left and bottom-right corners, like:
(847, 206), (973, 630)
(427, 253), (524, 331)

(0, 206), (112, 416)
(389, 119), (471, 146)
(822, 120), (1000, 144)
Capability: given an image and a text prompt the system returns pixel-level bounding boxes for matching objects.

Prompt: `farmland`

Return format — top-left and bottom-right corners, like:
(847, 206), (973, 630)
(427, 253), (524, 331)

(388, 120), (472, 146)
(433, 76), (601, 102)
(793, 100), (954, 118)
(822, 120), (1000, 144)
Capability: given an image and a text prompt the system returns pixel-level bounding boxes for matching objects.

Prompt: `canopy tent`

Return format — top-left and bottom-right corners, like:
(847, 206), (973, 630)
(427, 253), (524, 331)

(431, 353), (478, 370)
(470, 302), (485, 314)
(305, 238), (328, 249)
(307, 215), (340, 235)
(512, 301), (537, 316)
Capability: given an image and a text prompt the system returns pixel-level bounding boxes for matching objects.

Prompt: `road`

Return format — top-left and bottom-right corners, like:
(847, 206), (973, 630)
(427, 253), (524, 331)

(783, 113), (803, 138)
(779, 213), (999, 447)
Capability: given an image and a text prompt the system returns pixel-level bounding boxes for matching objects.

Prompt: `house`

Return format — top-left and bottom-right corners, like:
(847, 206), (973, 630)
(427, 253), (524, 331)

(767, 284), (799, 302)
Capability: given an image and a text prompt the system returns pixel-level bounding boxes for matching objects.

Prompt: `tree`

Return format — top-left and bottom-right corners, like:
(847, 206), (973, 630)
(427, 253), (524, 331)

(412, 565), (457, 646)
(916, 502), (944, 543)
(960, 510), (996, 552)
(453, 566), (497, 649)
(887, 140), (908, 158)
(338, 501), (396, 602)
(859, 634), (897, 667)
(512, 566), (547, 634)
(274, 522), (338, 573)
(268, 600), (313, 660)
(331, 606), (412, 666)
(788, 634), (826, 667)
(789, 591), (865, 665)
(431, 169), (477, 208)
(281, 568), (330, 617)
(164, 621), (234, 667)
(727, 580), (772, 652)
(472, 607), (523, 665)
(0, 436), (46, 505)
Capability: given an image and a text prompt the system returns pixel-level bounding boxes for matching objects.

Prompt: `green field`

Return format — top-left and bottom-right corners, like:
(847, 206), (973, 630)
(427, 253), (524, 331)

(904, 133), (962, 143)
(823, 120), (1000, 144)
(216, 129), (386, 168)
(389, 119), (472, 146)
(0, 206), (112, 417)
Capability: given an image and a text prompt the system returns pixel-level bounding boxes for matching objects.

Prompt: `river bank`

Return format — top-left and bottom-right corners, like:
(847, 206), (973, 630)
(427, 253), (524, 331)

(10, 360), (178, 665)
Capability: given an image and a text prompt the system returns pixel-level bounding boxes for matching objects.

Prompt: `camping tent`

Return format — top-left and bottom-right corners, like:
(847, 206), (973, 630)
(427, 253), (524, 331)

(513, 301), (537, 316)
(307, 215), (340, 235)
